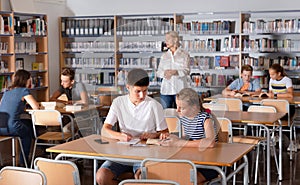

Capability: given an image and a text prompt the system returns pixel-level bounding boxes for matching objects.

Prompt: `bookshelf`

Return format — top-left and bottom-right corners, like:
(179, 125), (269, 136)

(59, 10), (300, 95)
(241, 10), (300, 90)
(0, 11), (49, 101)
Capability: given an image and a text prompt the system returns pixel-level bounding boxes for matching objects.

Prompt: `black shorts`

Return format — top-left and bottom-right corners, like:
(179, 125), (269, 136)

(198, 168), (219, 181)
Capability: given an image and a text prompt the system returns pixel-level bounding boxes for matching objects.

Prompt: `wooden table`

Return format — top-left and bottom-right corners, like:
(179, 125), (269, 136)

(212, 110), (286, 185)
(47, 134), (254, 185)
(204, 94), (300, 105)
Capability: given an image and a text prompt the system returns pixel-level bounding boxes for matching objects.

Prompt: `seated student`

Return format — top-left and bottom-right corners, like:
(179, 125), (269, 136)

(50, 67), (89, 105)
(0, 70), (40, 165)
(265, 63), (293, 99)
(222, 64), (261, 97)
(160, 88), (218, 184)
(96, 68), (169, 185)
(50, 67), (89, 133)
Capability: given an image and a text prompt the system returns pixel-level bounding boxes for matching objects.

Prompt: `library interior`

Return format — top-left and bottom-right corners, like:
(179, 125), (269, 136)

(0, 0), (300, 185)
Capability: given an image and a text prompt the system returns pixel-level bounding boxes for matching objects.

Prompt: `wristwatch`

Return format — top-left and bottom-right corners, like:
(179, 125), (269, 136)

(274, 94), (277, 99)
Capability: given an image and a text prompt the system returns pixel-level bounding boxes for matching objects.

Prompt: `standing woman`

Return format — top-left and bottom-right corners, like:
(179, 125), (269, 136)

(0, 69), (40, 165)
(157, 31), (190, 109)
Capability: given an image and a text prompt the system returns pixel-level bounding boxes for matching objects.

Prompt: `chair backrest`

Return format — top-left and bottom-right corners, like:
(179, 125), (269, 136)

(34, 157), (81, 185)
(31, 110), (63, 126)
(141, 158), (197, 185)
(248, 105), (277, 113)
(163, 109), (182, 138)
(261, 99), (290, 125)
(203, 102), (228, 111)
(215, 98), (242, 111)
(216, 117), (233, 143)
(0, 166), (46, 185)
(119, 179), (179, 185)
(0, 112), (9, 129)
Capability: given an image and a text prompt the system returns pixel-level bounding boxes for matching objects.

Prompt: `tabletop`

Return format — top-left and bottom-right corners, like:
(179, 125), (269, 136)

(204, 94), (300, 105)
(47, 134), (255, 167)
(212, 110), (286, 124)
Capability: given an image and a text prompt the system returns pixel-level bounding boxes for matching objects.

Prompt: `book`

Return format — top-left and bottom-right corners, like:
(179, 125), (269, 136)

(117, 138), (140, 145)
(234, 92), (250, 97)
(252, 92), (269, 98)
(146, 138), (161, 145)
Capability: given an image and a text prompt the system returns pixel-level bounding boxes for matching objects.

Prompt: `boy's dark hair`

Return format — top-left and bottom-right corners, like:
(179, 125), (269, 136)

(61, 67), (75, 81)
(127, 68), (149, 86)
(241, 64), (253, 73)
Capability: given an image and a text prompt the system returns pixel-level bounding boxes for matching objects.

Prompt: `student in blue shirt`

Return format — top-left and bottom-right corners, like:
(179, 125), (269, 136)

(222, 64), (261, 97)
(0, 70), (40, 165)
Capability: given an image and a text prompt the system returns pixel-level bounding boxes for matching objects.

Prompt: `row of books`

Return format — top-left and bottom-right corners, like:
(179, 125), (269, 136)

(242, 38), (298, 52)
(182, 36), (239, 52)
(190, 55), (239, 70)
(116, 17), (174, 36)
(0, 75), (11, 92)
(242, 56), (300, 70)
(190, 73), (237, 87)
(63, 41), (115, 52)
(0, 42), (8, 53)
(119, 57), (159, 69)
(0, 15), (12, 35)
(61, 18), (114, 36)
(14, 17), (47, 36)
(243, 18), (300, 34)
(119, 41), (162, 52)
(75, 71), (115, 85)
(177, 20), (235, 35)
(64, 57), (115, 68)
(15, 41), (37, 53)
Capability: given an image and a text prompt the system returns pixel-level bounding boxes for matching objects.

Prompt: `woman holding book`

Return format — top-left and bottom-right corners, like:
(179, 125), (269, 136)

(0, 69), (40, 165)
(222, 64), (261, 97)
(266, 63), (293, 98)
(157, 31), (190, 109)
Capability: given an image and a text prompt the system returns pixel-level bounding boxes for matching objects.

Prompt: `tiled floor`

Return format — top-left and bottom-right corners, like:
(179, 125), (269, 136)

(74, 135), (300, 185)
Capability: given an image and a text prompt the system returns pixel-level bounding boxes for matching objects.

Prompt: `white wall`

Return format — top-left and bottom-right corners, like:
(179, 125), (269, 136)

(2, 0), (300, 94)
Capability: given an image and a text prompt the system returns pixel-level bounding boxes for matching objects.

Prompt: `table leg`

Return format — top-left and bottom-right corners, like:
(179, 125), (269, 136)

(279, 120), (282, 181)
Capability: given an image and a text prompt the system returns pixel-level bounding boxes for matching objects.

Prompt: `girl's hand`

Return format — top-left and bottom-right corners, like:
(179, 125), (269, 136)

(119, 132), (133, 142)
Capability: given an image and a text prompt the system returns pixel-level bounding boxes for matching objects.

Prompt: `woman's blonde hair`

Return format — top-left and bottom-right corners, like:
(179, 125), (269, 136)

(166, 31), (180, 47)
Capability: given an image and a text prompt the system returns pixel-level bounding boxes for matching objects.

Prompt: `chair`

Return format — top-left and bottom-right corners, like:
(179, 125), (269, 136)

(119, 179), (179, 185)
(203, 102), (228, 111)
(34, 157), (81, 185)
(141, 158), (197, 185)
(215, 98), (243, 111)
(30, 110), (72, 168)
(261, 99), (295, 160)
(163, 108), (182, 138)
(0, 112), (27, 167)
(247, 105), (279, 184)
(215, 117), (233, 143)
(0, 166), (46, 185)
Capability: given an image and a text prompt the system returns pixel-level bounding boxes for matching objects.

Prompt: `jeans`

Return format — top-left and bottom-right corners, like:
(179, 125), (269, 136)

(160, 94), (176, 109)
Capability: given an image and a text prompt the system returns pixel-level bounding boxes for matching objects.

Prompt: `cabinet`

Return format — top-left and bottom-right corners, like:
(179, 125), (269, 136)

(0, 11), (49, 101)
(59, 11), (300, 95)
(241, 10), (300, 90)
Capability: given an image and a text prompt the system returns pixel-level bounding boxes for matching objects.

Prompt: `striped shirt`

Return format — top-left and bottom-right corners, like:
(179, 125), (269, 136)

(269, 76), (292, 94)
(180, 111), (210, 140)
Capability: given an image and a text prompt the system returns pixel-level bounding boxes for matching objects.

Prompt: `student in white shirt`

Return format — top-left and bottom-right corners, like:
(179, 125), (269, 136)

(96, 68), (169, 185)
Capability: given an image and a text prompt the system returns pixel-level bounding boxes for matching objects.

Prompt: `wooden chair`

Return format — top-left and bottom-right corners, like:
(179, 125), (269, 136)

(0, 166), (46, 185)
(30, 110), (72, 168)
(119, 179), (179, 185)
(261, 99), (295, 160)
(0, 112), (27, 167)
(215, 98), (242, 111)
(34, 157), (81, 185)
(163, 108), (182, 138)
(203, 103), (228, 111)
(141, 158), (197, 185)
